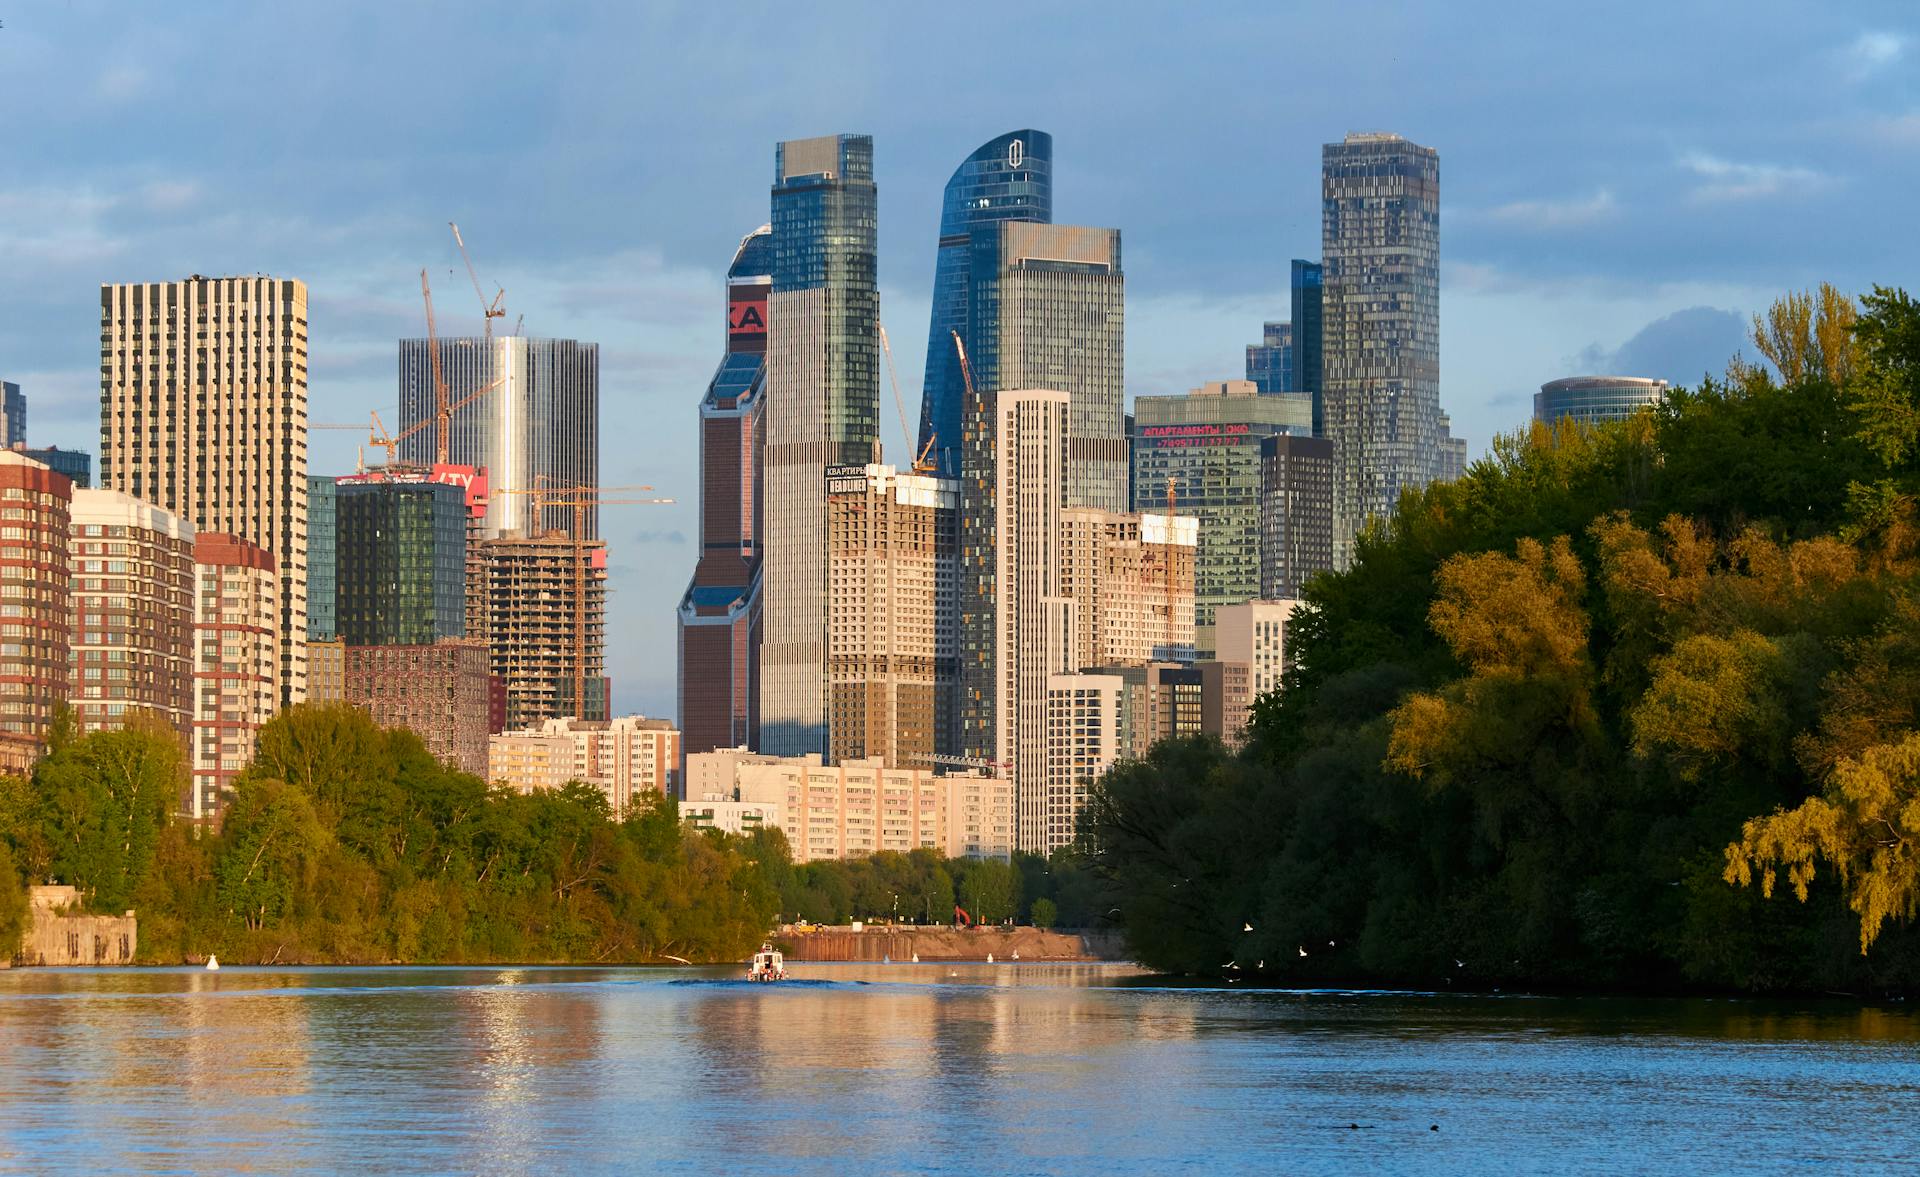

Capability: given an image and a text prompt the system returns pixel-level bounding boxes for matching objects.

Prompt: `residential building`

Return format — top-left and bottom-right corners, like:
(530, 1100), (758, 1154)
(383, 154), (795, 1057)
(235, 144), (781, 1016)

(1246, 322), (1294, 395)
(1291, 260), (1325, 432)
(1044, 672), (1149, 853)
(0, 451), (74, 773)
(1131, 379), (1308, 655)
(306, 474), (337, 640)
(470, 533), (607, 725)
(826, 463), (957, 767)
(760, 133), (881, 757)
(1215, 599), (1303, 702)
(1438, 413), (1470, 483)
(489, 715), (681, 812)
(1535, 376), (1671, 427)
(1058, 507), (1198, 668)
(685, 746), (788, 802)
(343, 640), (491, 777)
(16, 447), (91, 488)
(99, 276), (310, 706)
(1321, 134), (1441, 565)
(1198, 660), (1252, 747)
(67, 489), (195, 741)
(918, 129), (1053, 478)
(681, 799), (782, 837)
(333, 474), (466, 646)
(397, 336), (598, 538)
(305, 639), (345, 702)
(2, 382), (21, 447)
(1259, 434), (1336, 600)
(191, 533), (276, 821)
(678, 226), (773, 759)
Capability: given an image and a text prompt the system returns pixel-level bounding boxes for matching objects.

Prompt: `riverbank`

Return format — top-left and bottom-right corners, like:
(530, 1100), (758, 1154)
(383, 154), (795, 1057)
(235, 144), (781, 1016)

(777, 925), (1124, 962)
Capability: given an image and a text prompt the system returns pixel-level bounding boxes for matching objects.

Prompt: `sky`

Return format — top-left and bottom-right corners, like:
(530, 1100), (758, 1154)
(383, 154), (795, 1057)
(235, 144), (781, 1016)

(2, 1), (1915, 717)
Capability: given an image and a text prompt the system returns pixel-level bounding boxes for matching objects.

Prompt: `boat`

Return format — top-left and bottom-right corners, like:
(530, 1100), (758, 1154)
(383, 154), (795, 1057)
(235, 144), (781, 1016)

(205, 955), (220, 971)
(746, 943), (786, 983)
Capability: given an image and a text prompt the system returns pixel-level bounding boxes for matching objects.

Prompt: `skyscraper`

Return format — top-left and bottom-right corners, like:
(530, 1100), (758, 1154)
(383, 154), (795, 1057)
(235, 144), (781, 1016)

(1246, 322), (1294, 394)
(1260, 434), (1336, 599)
(306, 474), (337, 641)
(99, 276), (310, 706)
(3, 381), (23, 447)
(0, 451), (73, 774)
(918, 130), (1053, 477)
(192, 533), (276, 821)
(1321, 133), (1440, 565)
(18, 448), (90, 487)
(678, 226), (773, 759)
(397, 336), (599, 538)
(470, 533), (608, 726)
(66, 489), (195, 741)
(333, 476), (467, 646)
(1291, 260), (1325, 430)
(759, 133), (880, 757)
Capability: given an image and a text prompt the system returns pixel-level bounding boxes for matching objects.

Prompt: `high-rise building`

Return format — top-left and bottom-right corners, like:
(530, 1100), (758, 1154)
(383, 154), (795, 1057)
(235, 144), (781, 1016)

(1044, 671), (1149, 852)
(760, 133), (880, 757)
(1291, 260), (1325, 431)
(470, 533), (607, 726)
(918, 130), (1053, 478)
(1246, 322), (1294, 395)
(66, 489), (195, 742)
(489, 715), (679, 813)
(1535, 376), (1671, 428)
(1321, 135), (1440, 564)
(3, 382), (23, 447)
(306, 474), (337, 640)
(826, 464), (957, 768)
(305, 638), (346, 702)
(0, 451), (73, 774)
(333, 475), (466, 646)
(397, 336), (598, 538)
(17, 448), (91, 488)
(1215, 599), (1302, 702)
(343, 640), (491, 777)
(1131, 379), (1309, 655)
(1259, 434), (1336, 600)
(678, 226), (773, 760)
(1058, 507), (1198, 669)
(191, 533), (276, 821)
(1437, 413), (1470, 483)
(99, 276), (310, 706)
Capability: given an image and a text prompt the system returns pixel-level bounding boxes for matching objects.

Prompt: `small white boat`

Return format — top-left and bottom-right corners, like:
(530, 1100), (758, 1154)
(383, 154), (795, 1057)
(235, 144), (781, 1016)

(746, 943), (786, 983)
(205, 955), (220, 972)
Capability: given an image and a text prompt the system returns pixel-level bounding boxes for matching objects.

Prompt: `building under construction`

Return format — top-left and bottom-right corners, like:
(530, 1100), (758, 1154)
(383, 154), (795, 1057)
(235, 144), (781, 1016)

(469, 532), (608, 727)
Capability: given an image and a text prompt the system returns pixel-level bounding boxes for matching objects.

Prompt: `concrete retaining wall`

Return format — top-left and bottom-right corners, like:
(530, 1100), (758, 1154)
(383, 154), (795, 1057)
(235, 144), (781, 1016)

(13, 885), (138, 967)
(779, 925), (1125, 962)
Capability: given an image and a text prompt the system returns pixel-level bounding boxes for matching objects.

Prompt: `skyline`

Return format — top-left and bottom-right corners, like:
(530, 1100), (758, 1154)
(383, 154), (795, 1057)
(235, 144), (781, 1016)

(4, 2), (1916, 715)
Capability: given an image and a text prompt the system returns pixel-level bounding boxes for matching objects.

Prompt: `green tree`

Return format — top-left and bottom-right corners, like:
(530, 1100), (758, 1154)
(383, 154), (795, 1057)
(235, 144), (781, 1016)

(1029, 897), (1058, 930)
(0, 841), (27, 958)
(216, 778), (331, 931)
(33, 716), (183, 912)
(959, 858), (1020, 925)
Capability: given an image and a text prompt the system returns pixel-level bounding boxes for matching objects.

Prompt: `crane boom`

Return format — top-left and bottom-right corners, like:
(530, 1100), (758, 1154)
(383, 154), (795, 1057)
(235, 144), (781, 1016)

(450, 222), (506, 344)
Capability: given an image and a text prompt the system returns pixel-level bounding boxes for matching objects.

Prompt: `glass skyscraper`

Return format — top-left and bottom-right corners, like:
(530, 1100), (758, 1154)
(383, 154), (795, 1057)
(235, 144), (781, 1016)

(1321, 134), (1440, 565)
(3, 381), (22, 447)
(1291, 259), (1325, 433)
(1246, 322), (1293, 395)
(333, 478), (467, 646)
(760, 133), (880, 757)
(918, 130), (1052, 477)
(1535, 376), (1670, 427)
(306, 473), (337, 640)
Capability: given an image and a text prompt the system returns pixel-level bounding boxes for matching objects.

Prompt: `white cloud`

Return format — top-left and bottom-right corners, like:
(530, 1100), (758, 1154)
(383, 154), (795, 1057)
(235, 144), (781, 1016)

(1869, 112), (1920, 146)
(1678, 153), (1833, 203)
(1840, 31), (1907, 80)
(1480, 189), (1618, 230)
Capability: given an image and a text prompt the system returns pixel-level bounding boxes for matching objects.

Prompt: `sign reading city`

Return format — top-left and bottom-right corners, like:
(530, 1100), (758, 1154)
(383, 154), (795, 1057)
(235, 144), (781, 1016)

(824, 464), (868, 495)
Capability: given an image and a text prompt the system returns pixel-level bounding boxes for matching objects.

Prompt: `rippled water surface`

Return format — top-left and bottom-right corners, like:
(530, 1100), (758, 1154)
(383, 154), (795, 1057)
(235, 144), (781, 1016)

(3, 962), (1918, 1174)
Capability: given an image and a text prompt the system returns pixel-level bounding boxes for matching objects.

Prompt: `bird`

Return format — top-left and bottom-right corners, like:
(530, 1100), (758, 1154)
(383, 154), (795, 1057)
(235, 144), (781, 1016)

(1242, 923), (1254, 932)
(1454, 959), (1465, 969)
(1298, 946), (1308, 957)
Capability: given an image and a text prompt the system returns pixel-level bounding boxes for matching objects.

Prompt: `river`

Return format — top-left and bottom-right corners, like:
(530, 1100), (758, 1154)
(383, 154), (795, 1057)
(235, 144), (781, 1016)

(2, 962), (1916, 1174)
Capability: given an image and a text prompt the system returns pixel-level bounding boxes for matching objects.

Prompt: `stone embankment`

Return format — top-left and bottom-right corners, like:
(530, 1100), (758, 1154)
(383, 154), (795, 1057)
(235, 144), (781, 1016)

(778, 925), (1124, 962)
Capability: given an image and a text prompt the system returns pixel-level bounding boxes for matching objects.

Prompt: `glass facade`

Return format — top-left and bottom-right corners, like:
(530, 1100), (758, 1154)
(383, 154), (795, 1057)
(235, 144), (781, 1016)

(334, 479), (466, 646)
(1246, 322), (1293, 395)
(1321, 134), (1440, 565)
(1291, 260), (1325, 433)
(1535, 376), (1670, 427)
(3, 382), (22, 447)
(918, 130), (1053, 477)
(20, 447), (90, 487)
(306, 474), (336, 640)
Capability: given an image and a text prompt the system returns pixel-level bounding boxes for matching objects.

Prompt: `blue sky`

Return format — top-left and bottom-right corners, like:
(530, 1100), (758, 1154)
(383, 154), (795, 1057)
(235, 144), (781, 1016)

(3, 1), (1915, 716)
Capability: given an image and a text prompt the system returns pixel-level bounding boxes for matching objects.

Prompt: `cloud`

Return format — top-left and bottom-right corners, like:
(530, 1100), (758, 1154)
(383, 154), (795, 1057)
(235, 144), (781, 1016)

(1868, 112), (1920, 146)
(139, 180), (200, 213)
(631, 529), (687, 546)
(1840, 31), (1906, 80)
(1480, 189), (1617, 230)
(1570, 307), (1748, 387)
(1678, 153), (1833, 203)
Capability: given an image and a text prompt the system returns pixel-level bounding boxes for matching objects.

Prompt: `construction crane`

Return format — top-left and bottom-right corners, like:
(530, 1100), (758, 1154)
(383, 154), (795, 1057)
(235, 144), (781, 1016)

(1163, 474), (1179, 658)
(949, 329), (979, 468)
(450, 222), (506, 346)
(493, 481), (675, 720)
(410, 268), (505, 466)
(878, 324), (937, 473)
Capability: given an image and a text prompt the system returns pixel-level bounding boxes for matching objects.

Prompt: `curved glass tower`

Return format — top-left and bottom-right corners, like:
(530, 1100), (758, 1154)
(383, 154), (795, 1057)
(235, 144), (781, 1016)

(917, 130), (1052, 476)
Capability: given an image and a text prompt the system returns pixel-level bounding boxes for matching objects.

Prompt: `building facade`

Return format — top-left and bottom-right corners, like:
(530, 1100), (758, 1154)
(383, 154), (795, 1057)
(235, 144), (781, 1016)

(826, 464), (957, 768)
(2, 382), (21, 447)
(306, 474), (337, 640)
(490, 715), (680, 812)
(191, 533), (276, 820)
(1321, 135), (1440, 565)
(333, 476), (466, 646)
(918, 129), (1053, 478)
(760, 133), (881, 757)
(67, 489), (195, 741)
(1058, 507), (1199, 669)
(1215, 598), (1303, 702)
(1044, 672), (1148, 853)
(343, 640), (491, 777)
(678, 226), (773, 760)
(305, 639), (345, 703)
(708, 753), (1013, 863)
(1291, 260), (1325, 431)
(1535, 376), (1671, 427)
(17, 447), (90, 488)
(0, 451), (74, 773)
(99, 276), (310, 707)
(1246, 322), (1294, 395)
(470, 533), (607, 726)
(1259, 434), (1336, 600)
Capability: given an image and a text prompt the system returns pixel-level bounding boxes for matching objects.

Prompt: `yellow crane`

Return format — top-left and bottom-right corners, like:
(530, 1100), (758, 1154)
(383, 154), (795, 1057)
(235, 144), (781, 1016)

(451, 222), (506, 346)
(410, 268), (505, 467)
(877, 324), (938, 474)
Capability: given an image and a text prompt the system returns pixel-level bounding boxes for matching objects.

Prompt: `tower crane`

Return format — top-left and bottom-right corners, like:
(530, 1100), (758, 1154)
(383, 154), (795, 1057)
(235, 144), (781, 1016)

(492, 480), (675, 720)
(450, 222), (507, 346)
(1163, 474), (1179, 657)
(878, 324), (938, 473)
(411, 268), (505, 467)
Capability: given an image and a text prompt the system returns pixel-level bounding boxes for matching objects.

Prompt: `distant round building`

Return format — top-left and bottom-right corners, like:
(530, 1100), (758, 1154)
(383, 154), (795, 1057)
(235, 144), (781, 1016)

(1535, 376), (1670, 427)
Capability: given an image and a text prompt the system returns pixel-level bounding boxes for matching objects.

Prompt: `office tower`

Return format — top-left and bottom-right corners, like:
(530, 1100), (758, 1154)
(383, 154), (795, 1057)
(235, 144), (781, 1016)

(333, 476), (467, 646)
(18, 447), (91, 487)
(1291, 260), (1325, 431)
(1131, 379), (1309, 656)
(489, 715), (680, 812)
(66, 489), (195, 742)
(826, 464), (957, 768)
(343, 640), (491, 776)
(306, 474), (337, 640)
(919, 130), (1053, 477)
(1437, 413), (1469, 483)
(397, 336), (599, 538)
(760, 133), (880, 757)
(992, 390), (1071, 852)
(1246, 322), (1294, 394)
(1535, 376), (1671, 427)
(1059, 508), (1198, 668)
(191, 533), (276, 821)
(1216, 599), (1302, 702)
(0, 452), (73, 773)
(1259, 434), (1336, 599)
(99, 276), (309, 706)
(1321, 134), (1439, 564)
(959, 224), (1125, 761)
(3, 382), (22, 446)
(470, 533), (607, 726)
(678, 226), (773, 759)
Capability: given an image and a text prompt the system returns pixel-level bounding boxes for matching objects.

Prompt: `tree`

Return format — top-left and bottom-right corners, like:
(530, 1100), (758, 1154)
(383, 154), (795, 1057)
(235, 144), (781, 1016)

(1030, 898), (1058, 930)
(0, 841), (26, 958)
(216, 778), (331, 931)
(959, 859), (1020, 925)
(32, 716), (183, 912)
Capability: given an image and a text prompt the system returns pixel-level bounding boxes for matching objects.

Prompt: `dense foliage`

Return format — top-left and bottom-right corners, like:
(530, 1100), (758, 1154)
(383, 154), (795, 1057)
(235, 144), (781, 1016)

(742, 838), (1108, 930)
(1087, 285), (1920, 993)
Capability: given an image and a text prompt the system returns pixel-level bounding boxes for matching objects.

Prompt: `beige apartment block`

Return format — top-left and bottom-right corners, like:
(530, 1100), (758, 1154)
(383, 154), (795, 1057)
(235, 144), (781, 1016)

(67, 489), (195, 742)
(826, 464), (956, 768)
(490, 716), (681, 813)
(0, 451), (75, 773)
(99, 276), (309, 708)
(1059, 507), (1198, 669)
(1044, 672), (1148, 853)
(1214, 599), (1302, 703)
(304, 639), (345, 702)
(708, 753), (1013, 863)
(192, 533), (277, 821)
(681, 798), (782, 837)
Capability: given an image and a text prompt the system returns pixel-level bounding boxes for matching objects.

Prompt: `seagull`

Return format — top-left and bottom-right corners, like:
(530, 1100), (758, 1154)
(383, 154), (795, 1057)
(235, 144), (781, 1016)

(1298, 946), (1308, 957)
(1454, 960), (1464, 969)
(1243, 923), (1254, 932)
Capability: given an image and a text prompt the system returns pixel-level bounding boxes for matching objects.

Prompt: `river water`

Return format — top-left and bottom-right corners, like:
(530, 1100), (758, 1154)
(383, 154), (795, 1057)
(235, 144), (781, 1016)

(1, 962), (1916, 1174)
